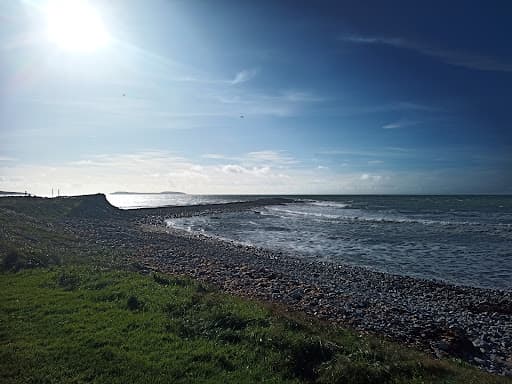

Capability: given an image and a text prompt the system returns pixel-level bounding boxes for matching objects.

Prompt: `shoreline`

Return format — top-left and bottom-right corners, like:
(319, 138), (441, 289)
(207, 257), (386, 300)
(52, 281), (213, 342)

(58, 197), (512, 376)
(163, 221), (511, 294)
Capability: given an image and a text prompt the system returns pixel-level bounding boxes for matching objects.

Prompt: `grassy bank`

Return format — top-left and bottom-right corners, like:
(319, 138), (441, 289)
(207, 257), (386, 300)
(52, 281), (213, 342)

(0, 196), (511, 383)
(0, 195), (126, 270)
(2, 267), (511, 384)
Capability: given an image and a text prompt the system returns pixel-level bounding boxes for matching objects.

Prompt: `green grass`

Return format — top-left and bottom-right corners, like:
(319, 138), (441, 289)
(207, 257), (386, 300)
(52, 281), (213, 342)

(1, 268), (511, 384)
(0, 199), (127, 271)
(0, 196), (81, 220)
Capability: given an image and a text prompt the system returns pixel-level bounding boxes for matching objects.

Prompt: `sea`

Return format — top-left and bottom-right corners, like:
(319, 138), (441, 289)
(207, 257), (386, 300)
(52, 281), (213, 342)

(107, 194), (512, 291)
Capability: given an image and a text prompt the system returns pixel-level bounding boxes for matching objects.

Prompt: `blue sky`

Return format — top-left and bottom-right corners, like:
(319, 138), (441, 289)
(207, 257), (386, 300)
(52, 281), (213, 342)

(1, 0), (511, 194)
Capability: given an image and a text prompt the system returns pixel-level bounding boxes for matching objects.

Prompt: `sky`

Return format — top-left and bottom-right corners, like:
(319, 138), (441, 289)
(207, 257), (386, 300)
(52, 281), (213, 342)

(1, 0), (511, 195)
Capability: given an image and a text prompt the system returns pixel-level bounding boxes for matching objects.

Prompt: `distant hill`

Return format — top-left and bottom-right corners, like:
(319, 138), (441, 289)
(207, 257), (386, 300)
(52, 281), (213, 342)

(0, 191), (25, 195)
(110, 191), (186, 195)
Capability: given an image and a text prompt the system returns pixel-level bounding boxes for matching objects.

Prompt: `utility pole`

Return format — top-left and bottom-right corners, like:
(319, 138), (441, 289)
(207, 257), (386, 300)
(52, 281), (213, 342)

(52, 188), (54, 198)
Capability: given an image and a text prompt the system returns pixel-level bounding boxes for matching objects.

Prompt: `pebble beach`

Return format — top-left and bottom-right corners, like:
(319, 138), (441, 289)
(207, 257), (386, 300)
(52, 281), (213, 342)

(63, 197), (512, 376)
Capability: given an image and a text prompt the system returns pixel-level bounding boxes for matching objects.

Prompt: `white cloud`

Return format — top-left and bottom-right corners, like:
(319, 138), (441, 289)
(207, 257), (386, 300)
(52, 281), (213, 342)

(382, 120), (419, 129)
(385, 147), (411, 153)
(221, 164), (270, 175)
(0, 156), (17, 162)
(360, 173), (382, 181)
(253, 166), (271, 175)
(190, 165), (203, 172)
(202, 153), (226, 160)
(0, 150), (298, 195)
(246, 150), (297, 164)
(211, 87), (324, 118)
(201, 150), (298, 166)
(367, 160), (383, 165)
(340, 34), (512, 72)
(315, 147), (415, 160)
(222, 164), (245, 174)
(2, 151), (509, 195)
(231, 68), (259, 84)
(382, 122), (401, 129)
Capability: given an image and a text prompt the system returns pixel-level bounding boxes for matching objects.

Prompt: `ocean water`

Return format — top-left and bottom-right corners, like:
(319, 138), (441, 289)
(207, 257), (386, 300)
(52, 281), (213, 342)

(108, 194), (512, 290)
(106, 193), (261, 209)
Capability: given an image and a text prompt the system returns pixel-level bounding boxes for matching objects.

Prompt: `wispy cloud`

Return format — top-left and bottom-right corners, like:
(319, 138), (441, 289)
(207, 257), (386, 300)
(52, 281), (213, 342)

(316, 148), (409, 158)
(382, 120), (419, 129)
(360, 173), (383, 181)
(340, 34), (512, 72)
(231, 68), (259, 84)
(246, 150), (298, 164)
(381, 122), (402, 129)
(213, 88), (324, 117)
(280, 90), (324, 103)
(202, 150), (298, 166)
(385, 147), (412, 153)
(329, 101), (437, 117)
(0, 151), (304, 195)
(202, 153), (227, 160)
(0, 156), (17, 162)
(221, 164), (270, 175)
(2, 150), (510, 195)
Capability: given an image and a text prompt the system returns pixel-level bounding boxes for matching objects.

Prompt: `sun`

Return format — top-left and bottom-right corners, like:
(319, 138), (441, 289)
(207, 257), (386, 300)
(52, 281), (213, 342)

(45, 0), (110, 52)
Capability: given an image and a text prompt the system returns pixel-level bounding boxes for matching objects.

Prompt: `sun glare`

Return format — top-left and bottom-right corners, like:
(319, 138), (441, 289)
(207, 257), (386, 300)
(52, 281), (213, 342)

(45, 0), (110, 52)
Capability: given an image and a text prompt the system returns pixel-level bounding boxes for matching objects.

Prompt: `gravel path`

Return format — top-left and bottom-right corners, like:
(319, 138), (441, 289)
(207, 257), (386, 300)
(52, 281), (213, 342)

(63, 198), (512, 376)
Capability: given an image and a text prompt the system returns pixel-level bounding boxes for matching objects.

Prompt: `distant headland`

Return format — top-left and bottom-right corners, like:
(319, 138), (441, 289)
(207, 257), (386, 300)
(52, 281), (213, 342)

(0, 191), (25, 195)
(110, 191), (186, 195)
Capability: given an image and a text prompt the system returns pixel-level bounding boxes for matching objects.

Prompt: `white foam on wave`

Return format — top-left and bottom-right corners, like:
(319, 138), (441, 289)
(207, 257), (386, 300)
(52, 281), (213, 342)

(265, 205), (510, 228)
(165, 219), (197, 232)
(307, 200), (351, 209)
(267, 206), (342, 219)
(166, 219), (256, 247)
(345, 215), (512, 227)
